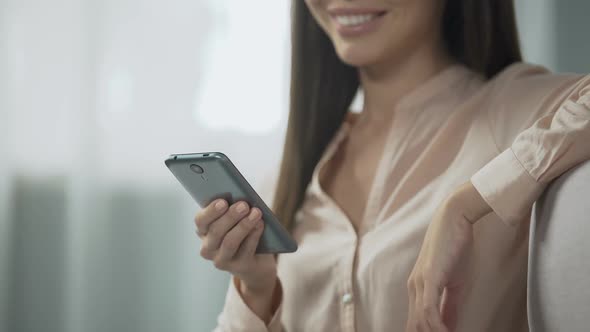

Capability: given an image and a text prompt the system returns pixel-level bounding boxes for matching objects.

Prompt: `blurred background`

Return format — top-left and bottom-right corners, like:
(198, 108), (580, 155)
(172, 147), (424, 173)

(0, 0), (589, 331)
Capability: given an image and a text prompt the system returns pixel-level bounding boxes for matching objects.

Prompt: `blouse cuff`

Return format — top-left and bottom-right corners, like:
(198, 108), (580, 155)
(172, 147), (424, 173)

(217, 276), (283, 332)
(471, 148), (545, 226)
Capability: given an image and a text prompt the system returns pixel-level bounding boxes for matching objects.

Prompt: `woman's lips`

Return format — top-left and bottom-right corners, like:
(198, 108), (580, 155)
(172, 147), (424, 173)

(328, 9), (387, 38)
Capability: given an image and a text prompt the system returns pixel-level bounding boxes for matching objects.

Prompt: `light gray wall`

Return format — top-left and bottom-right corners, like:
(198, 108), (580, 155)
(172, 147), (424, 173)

(554, 1), (590, 73)
(515, 0), (556, 69)
(516, 0), (590, 73)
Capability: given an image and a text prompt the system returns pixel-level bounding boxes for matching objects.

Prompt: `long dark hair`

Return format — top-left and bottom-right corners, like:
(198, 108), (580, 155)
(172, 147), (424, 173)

(273, 1), (523, 231)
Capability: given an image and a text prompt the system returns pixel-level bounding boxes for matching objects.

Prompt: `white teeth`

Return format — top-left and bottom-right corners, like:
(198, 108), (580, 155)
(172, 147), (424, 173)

(335, 14), (376, 27)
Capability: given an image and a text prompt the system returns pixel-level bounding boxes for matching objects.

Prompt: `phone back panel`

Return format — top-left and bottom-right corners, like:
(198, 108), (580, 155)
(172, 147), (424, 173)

(165, 152), (297, 253)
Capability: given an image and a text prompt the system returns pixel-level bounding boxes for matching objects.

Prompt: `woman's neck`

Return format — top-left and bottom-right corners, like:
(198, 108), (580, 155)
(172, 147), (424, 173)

(358, 42), (454, 123)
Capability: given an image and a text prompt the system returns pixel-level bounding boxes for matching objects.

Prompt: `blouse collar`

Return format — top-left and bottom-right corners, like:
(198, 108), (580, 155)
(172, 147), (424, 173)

(395, 63), (478, 112)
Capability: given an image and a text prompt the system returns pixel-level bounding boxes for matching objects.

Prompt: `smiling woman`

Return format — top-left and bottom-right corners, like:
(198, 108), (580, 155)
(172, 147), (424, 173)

(274, 0), (522, 237)
(1, 0), (588, 331)
(201, 0), (590, 332)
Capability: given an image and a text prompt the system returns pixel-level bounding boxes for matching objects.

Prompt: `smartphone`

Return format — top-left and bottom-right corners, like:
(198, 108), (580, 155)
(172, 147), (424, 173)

(165, 152), (297, 254)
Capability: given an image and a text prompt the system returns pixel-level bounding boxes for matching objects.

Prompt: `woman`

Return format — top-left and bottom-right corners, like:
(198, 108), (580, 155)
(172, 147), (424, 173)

(195, 0), (590, 331)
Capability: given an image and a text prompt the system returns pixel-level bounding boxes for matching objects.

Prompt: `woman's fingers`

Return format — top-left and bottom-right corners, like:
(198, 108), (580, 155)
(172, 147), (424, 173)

(406, 277), (418, 332)
(216, 208), (262, 262)
(235, 218), (264, 259)
(441, 286), (460, 331)
(406, 274), (448, 332)
(414, 278), (426, 332)
(200, 201), (249, 259)
(423, 283), (447, 332)
(193, 203), (277, 302)
(194, 199), (228, 237)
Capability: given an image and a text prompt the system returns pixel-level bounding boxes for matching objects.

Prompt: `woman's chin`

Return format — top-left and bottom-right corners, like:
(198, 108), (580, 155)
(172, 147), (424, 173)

(335, 47), (382, 68)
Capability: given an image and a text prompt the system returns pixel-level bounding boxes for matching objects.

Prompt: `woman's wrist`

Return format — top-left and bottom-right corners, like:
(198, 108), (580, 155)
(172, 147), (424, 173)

(240, 275), (277, 298)
(448, 181), (493, 224)
(237, 275), (279, 324)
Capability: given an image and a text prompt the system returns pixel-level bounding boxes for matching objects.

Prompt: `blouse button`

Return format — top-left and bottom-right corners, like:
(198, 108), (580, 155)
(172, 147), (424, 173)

(341, 293), (353, 305)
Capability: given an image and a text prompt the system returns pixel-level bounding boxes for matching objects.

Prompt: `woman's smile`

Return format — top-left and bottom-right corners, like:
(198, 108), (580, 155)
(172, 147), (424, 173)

(328, 7), (388, 37)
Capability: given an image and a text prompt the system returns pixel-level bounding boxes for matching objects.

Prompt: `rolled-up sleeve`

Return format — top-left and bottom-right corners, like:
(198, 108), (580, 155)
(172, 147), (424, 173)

(214, 277), (283, 332)
(472, 67), (590, 226)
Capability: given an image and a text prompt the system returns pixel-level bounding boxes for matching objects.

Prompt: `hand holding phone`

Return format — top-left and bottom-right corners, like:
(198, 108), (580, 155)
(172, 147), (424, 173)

(195, 198), (278, 285)
(165, 152), (297, 254)
(166, 152), (293, 320)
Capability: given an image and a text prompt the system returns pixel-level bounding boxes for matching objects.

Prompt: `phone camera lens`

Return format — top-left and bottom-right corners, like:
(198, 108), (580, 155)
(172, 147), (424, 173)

(190, 164), (204, 174)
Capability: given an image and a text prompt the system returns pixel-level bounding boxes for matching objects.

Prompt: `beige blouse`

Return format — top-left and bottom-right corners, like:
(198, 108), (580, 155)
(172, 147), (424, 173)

(215, 63), (590, 332)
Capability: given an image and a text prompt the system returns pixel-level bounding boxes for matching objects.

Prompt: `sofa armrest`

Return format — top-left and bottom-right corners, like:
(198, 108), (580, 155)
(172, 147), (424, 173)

(528, 160), (590, 332)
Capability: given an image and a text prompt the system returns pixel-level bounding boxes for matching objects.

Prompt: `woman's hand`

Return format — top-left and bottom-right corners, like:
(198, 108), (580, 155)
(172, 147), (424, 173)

(195, 199), (278, 322)
(405, 182), (492, 332)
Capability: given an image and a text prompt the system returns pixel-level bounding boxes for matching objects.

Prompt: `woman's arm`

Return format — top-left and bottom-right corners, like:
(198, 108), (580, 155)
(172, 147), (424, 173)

(405, 68), (590, 332)
(474, 69), (590, 226)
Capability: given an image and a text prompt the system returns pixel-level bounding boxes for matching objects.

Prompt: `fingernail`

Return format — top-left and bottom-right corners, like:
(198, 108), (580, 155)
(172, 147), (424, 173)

(236, 202), (247, 213)
(248, 209), (259, 222)
(215, 200), (226, 211)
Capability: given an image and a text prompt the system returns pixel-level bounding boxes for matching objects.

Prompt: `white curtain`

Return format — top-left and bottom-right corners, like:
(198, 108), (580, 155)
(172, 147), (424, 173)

(2, 0), (589, 332)
(0, 0), (289, 331)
